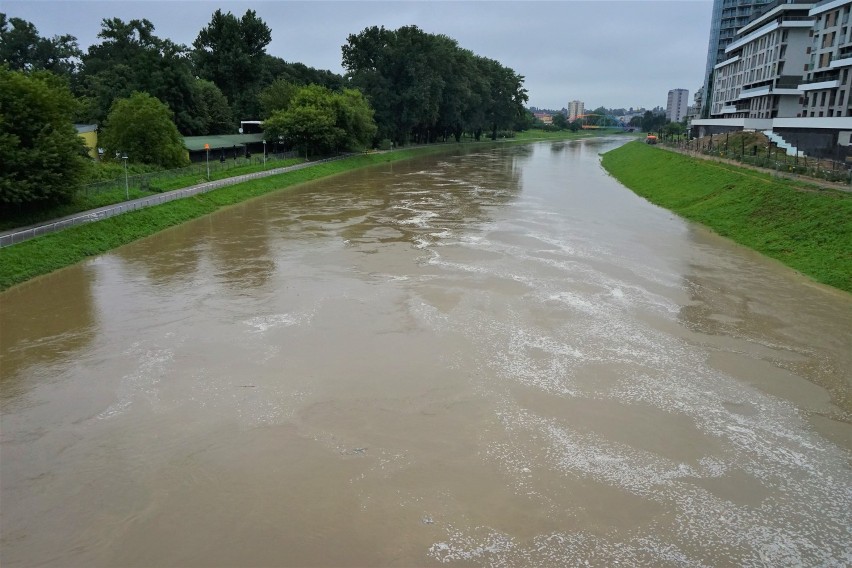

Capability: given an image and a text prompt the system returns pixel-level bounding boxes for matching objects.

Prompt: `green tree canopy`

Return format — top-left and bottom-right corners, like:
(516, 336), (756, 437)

(335, 88), (378, 150)
(0, 68), (88, 211)
(79, 18), (203, 134)
(192, 9), (271, 120)
(342, 25), (527, 145)
(263, 84), (377, 156)
(194, 79), (233, 134)
(0, 14), (81, 77)
(640, 110), (666, 133)
(258, 78), (298, 118)
(664, 121), (686, 136)
(261, 56), (344, 91)
(551, 112), (568, 130)
(99, 91), (188, 168)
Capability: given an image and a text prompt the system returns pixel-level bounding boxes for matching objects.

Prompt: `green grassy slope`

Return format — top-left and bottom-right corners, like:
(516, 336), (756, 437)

(601, 142), (851, 292)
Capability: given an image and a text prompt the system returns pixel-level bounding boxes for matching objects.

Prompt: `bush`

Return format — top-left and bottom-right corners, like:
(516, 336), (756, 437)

(0, 68), (88, 211)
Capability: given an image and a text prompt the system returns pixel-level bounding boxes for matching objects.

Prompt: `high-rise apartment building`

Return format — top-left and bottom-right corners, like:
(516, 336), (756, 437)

(694, 0), (852, 160)
(567, 100), (585, 121)
(701, 0), (773, 115)
(801, 0), (852, 117)
(666, 89), (690, 122)
(708, 1), (814, 119)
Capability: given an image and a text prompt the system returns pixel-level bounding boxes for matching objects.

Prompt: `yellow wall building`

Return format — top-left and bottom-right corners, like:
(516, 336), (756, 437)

(75, 124), (98, 159)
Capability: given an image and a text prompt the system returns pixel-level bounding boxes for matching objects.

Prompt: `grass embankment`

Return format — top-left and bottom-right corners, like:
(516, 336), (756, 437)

(0, 158), (305, 231)
(0, 147), (450, 290)
(601, 141), (852, 293)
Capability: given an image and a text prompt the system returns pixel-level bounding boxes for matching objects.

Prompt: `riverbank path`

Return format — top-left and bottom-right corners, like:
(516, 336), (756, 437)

(0, 155), (353, 248)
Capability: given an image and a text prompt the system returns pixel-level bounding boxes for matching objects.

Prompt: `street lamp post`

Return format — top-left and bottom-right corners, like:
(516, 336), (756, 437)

(262, 139), (266, 166)
(205, 143), (210, 181)
(122, 153), (129, 200)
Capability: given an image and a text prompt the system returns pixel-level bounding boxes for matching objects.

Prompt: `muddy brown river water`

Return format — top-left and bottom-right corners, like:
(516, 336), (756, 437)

(1, 138), (850, 567)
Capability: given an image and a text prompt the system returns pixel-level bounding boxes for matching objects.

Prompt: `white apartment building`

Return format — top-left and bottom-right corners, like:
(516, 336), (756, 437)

(709, 1), (814, 119)
(694, 0), (852, 159)
(800, 0), (852, 117)
(567, 100), (585, 121)
(667, 89), (690, 121)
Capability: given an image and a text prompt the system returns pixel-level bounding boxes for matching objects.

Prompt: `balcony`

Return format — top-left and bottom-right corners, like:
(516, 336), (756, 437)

(776, 75), (803, 88)
(798, 72), (841, 91)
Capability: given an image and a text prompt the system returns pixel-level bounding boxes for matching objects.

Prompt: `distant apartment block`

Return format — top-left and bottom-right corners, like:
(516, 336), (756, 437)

(568, 100), (585, 121)
(533, 112), (553, 125)
(687, 87), (705, 122)
(666, 89), (690, 122)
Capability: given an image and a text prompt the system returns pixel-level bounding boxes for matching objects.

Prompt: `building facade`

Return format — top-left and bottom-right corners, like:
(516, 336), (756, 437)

(800, 0), (852, 117)
(695, 0), (852, 159)
(709, 1), (814, 119)
(702, 0), (774, 116)
(666, 89), (690, 122)
(687, 87), (705, 123)
(567, 100), (585, 121)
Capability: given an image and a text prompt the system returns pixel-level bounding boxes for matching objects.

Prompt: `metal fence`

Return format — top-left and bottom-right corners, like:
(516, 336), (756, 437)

(659, 137), (852, 186)
(81, 151), (299, 197)
(0, 154), (348, 248)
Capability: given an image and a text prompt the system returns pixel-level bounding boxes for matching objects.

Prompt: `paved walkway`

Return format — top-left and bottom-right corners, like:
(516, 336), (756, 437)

(0, 155), (351, 247)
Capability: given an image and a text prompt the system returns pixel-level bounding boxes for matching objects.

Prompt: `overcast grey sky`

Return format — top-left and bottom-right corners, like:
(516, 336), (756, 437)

(3, 0), (712, 110)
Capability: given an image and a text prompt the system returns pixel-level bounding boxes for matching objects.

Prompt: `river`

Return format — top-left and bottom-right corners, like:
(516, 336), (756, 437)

(1, 138), (850, 567)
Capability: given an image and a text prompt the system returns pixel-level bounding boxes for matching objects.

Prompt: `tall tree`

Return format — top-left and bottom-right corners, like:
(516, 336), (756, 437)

(263, 84), (376, 156)
(192, 9), (271, 120)
(479, 56), (528, 140)
(0, 14), (81, 77)
(193, 79), (233, 134)
(79, 18), (203, 134)
(258, 78), (298, 118)
(99, 91), (188, 168)
(0, 68), (87, 212)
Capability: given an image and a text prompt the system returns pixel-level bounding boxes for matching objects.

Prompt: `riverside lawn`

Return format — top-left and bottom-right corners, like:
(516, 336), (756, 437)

(601, 141), (852, 293)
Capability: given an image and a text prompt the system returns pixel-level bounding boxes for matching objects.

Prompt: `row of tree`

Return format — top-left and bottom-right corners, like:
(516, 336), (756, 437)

(342, 25), (528, 144)
(2, 13), (528, 145)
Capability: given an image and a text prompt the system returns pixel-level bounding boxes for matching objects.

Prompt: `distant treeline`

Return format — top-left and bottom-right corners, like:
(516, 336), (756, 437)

(0, 11), (527, 143)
